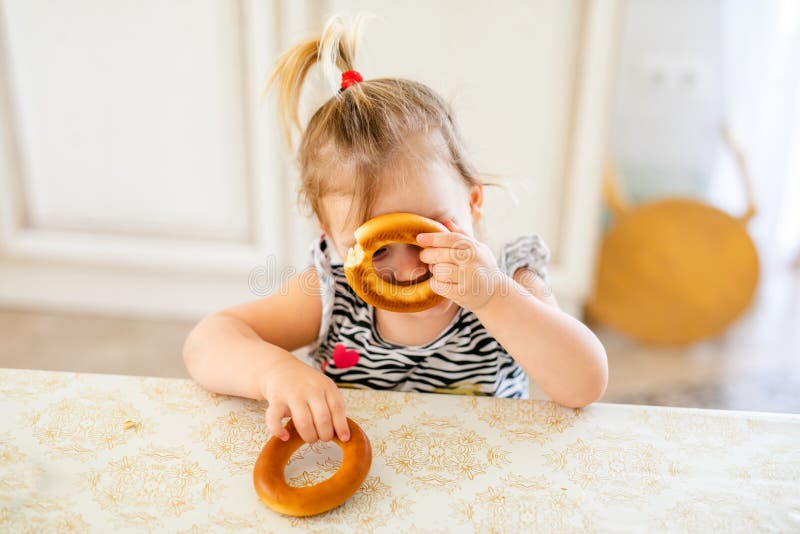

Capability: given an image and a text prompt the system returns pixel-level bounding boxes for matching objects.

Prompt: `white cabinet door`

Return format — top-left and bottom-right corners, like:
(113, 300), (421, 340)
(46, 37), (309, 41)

(0, 0), (617, 319)
(0, 0), (298, 318)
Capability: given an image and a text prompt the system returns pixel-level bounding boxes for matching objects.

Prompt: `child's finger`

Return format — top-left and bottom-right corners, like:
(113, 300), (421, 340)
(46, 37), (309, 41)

(431, 263), (461, 283)
(416, 230), (471, 248)
(420, 246), (474, 265)
(443, 219), (469, 235)
(326, 388), (350, 442)
(265, 401), (289, 441)
(308, 395), (334, 442)
(289, 401), (319, 443)
(429, 277), (459, 298)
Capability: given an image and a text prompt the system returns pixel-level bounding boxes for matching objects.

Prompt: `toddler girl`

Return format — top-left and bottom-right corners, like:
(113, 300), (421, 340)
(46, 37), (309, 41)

(183, 15), (608, 444)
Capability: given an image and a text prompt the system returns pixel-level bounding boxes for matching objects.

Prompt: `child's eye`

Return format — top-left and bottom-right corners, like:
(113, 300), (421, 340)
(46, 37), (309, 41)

(373, 247), (388, 258)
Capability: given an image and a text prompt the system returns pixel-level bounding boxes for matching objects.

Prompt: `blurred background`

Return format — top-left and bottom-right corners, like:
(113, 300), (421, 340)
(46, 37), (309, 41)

(0, 0), (798, 412)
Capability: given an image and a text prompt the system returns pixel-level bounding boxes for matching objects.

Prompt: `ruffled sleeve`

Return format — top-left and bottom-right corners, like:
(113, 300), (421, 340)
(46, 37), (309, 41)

(305, 233), (336, 354)
(497, 233), (551, 283)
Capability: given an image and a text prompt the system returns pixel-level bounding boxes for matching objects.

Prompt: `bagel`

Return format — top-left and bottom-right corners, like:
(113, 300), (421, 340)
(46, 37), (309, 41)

(344, 212), (448, 312)
(253, 417), (372, 517)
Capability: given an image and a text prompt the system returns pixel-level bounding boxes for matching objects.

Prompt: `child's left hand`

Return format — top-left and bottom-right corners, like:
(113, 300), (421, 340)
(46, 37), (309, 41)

(416, 219), (505, 311)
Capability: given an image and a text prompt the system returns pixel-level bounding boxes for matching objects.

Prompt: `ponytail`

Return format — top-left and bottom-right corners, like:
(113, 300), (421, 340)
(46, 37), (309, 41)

(264, 14), (370, 148)
(263, 13), (494, 233)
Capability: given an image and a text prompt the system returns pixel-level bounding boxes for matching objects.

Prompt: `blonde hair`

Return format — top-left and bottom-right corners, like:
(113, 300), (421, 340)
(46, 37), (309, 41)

(264, 14), (506, 233)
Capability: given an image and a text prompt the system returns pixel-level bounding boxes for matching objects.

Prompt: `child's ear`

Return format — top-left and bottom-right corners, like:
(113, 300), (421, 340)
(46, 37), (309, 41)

(469, 183), (484, 223)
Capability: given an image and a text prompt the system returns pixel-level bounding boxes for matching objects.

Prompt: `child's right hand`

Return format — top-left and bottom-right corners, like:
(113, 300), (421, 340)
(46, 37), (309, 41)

(260, 353), (350, 444)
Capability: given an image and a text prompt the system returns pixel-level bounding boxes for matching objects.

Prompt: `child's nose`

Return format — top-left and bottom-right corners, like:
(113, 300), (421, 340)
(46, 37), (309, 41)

(392, 244), (428, 283)
(372, 243), (428, 284)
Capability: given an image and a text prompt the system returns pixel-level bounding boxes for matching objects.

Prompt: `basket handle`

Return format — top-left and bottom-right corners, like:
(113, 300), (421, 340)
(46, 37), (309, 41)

(602, 157), (629, 218)
(721, 125), (757, 224)
(602, 124), (757, 224)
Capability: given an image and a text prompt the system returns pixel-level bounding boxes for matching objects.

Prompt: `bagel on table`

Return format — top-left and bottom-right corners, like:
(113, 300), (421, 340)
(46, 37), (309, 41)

(253, 417), (372, 517)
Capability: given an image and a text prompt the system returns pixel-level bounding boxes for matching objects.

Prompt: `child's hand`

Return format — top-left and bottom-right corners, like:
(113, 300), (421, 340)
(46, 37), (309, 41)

(260, 354), (350, 444)
(416, 219), (505, 311)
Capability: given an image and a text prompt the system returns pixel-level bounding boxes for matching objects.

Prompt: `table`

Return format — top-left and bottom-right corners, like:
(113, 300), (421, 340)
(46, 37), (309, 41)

(1, 367), (799, 532)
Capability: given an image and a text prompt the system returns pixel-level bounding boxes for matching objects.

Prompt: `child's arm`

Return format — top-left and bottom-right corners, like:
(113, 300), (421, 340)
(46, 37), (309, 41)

(182, 268), (350, 443)
(417, 221), (608, 408)
(473, 268), (608, 408)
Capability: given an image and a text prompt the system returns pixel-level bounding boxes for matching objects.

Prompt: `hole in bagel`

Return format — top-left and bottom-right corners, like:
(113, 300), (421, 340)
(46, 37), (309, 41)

(284, 441), (343, 488)
(372, 243), (432, 286)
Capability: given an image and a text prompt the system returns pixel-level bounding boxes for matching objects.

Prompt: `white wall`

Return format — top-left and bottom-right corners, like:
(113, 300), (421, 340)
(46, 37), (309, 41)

(611, 0), (800, 266)
(611, 0), (724, 200)
(0, 0), (619, 319)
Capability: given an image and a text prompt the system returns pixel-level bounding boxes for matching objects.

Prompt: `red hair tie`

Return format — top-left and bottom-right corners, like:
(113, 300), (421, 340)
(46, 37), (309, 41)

(340, 70), (363, 91)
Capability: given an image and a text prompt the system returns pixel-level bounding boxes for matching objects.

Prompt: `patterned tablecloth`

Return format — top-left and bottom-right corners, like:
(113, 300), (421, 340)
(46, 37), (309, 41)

(1, 367), (799, 532)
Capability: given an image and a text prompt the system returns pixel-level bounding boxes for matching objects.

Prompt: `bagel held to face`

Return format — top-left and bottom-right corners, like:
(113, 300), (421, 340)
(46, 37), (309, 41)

(344, 212), (449, 312)
(325, 133), (499, 320)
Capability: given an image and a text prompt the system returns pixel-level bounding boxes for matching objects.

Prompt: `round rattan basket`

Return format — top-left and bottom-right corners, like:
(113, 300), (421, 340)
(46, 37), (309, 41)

(586, 127), (759, 345)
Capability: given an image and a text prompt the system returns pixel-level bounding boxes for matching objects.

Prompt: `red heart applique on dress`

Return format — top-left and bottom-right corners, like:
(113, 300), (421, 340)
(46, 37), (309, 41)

(332, 343), (360, 368)
(322, 343), (360, 371)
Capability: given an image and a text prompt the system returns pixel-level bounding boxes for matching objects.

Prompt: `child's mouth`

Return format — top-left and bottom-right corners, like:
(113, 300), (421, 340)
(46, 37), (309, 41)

(390, 271), (433, 286)
(375, 268), (433, 286)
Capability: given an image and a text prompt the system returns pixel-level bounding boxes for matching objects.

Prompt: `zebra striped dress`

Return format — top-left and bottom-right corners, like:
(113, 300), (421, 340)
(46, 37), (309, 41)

(304, 232), (551, 398)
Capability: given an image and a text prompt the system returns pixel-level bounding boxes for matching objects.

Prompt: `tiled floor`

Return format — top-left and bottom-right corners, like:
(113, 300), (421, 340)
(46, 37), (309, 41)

(0, 308), (191, 379)
(593, 263), (800, 413)
(1, 265), (798, 413)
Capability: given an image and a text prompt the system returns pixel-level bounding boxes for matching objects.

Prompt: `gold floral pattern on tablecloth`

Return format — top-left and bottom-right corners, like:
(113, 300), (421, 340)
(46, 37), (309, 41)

(0, 434), (39, 500)
(273, 435), (412, 533)
(343, 389), (421, 423)
(637, 408), (753, 450)
(735, 446), (800, 482)
(82, 446), (220, 527)
(450, 475), (592, 533)
(0, 493), (90, 533)
(284, 441), (344, 487)
(378, 414), (510, 488)
(659, 492), (774, 532)
(288, 476), (410, 533)
(730, 445), (800, 505)
(24, 392), (145, 458)
(138, 376), (226, 411)
(462, 395), (581, 443)
(1, 367), (799, 532)
(177, 513), (280, 534)
(192, 404), (269, 473)
(288, 439), (341, 461)
(543, 433), (678, 501)
(0, 368), (73, 400)
(1, 419), (90, 532)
